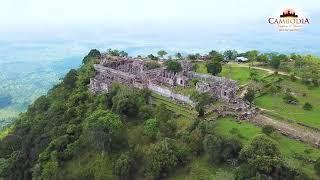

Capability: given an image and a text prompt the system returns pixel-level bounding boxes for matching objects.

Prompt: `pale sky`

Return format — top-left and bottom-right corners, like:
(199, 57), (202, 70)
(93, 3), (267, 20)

(1, 0), (319, 28)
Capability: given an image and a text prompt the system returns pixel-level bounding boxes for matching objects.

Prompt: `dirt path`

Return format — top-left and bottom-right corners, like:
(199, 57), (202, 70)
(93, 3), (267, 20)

(251, 114), (320, 147)
(229, 62), (294, 77)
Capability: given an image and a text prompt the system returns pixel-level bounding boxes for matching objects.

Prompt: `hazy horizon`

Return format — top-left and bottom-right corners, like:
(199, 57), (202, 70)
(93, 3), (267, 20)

(1, 0), (320, 125)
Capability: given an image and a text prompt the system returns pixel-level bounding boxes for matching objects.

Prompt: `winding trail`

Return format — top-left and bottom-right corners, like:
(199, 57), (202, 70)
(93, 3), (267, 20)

(229, 62), (299, 78)
(228, 62), (318, 145)
(251, 114), (320, 147)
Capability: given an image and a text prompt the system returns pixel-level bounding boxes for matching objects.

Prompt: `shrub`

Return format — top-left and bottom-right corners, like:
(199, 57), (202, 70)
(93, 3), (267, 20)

(221, 137), (242, 161)
(203, 134), (223, 164)
(290, 74), (297, 82)
(315, 157), (320, 175)
(269, 85), (278, 95)
(143, 119), (159, 140)
(283, 93), (299, 105)
(145, 61), (160, 69)
(240, 135), (282, 174)
(262, 125), (275, 135)
(145, 139), (179, 179)
(166, 61), (182, 73)
(243, 89), (255, 106)
(206, 61), (222, 76)
(303, 102), (313, 111)
(113, 152), (133, 179)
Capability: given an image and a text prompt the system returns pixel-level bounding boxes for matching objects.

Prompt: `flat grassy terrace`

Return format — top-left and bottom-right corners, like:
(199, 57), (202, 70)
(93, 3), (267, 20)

(255, 77), (320, 129)
(194, 62), (269, 85)
(215, 117), (320, 178)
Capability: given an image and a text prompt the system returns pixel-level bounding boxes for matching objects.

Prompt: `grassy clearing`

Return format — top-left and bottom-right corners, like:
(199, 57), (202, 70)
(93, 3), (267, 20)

(255, 77), (320, 129)
(194, 62), (269, 85)
(215, 117), (261, 143)
(221, 65), (251, 85)
(222, 63), (269, 85)
(214, 117), (320, 178)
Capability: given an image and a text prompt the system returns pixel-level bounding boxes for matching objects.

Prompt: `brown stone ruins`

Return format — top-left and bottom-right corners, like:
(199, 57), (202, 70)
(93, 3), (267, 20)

(89, 53), (257, 120)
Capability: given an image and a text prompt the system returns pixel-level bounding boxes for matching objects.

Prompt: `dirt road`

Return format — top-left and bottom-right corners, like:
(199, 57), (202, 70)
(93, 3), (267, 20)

(251, 114), (320, 147)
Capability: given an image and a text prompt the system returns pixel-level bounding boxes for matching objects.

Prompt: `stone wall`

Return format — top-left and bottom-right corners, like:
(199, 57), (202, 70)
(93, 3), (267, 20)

(147, 83), (195, 106)
(88, 55), (256, 120)
(192, 72), (238, 102)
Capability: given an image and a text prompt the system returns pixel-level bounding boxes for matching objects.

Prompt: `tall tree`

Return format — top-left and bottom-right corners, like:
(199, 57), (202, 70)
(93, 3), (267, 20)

(187, 54), (197, 60)
(146, 139), (179, 178)
(256, 54), (269, 63)
(203, 134), (223, 164)
(245, 50), (260, 61)
(175, 52), (183, 60)
(240, 135), (282, 174)
(148, 54), (159, 61)
(63, 69), (78, 89)
(113, 152), (133, 180)
(119, 51), (128, 57)
(157, 50), (168, 58)
(209, 50), (220, 58)
(108, 49), (121, 56)
(277, 54), (289, 62)
(206, 61), (222, 76)
(270, 56), (281, 69)
(224, 50), (238, 61)
(84, 110), (123, 152)
(166, 61), (182, 73)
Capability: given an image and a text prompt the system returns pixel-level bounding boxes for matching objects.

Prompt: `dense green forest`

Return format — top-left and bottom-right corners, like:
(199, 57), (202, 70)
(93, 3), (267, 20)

(0, 50), (318, 179)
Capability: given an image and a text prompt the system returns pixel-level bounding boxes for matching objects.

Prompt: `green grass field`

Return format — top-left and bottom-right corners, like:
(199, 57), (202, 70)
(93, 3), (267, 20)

(255, 78), (320, 129)
(195, 62), (269, 85)
(214, 117), (320, 178)
(221, 64), (270, 85)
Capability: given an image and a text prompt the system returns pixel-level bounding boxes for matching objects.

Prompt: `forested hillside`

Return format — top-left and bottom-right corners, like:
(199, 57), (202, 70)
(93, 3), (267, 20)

(0, 50), (316, 179)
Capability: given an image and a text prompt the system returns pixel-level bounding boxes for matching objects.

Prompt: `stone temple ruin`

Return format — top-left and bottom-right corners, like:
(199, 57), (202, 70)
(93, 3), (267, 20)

(89, 53), (256, 119)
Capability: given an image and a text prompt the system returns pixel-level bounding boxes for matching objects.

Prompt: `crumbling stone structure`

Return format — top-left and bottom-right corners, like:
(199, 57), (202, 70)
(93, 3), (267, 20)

(89, 55), (193, 104)
(90, 55), (237, 101)
(89, 54), (256, 119)
(193, 72), (238, 102)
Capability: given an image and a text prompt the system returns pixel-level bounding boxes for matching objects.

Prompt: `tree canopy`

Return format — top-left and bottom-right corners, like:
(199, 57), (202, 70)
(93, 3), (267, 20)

(240, 135), (282, 174)
(157, 50), (168, 58)
(224, 50), (238, 61)
(166, 60), (182, 73)
(206, 61), (222, 76)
